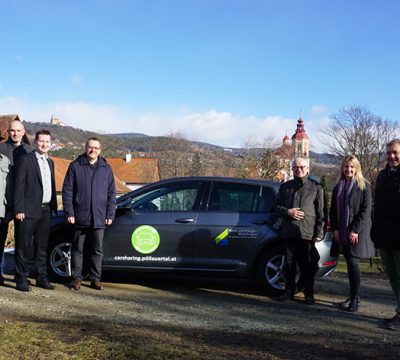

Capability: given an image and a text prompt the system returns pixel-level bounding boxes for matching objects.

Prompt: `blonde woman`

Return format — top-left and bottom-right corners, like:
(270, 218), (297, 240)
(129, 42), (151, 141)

(330, 155), (374, 312)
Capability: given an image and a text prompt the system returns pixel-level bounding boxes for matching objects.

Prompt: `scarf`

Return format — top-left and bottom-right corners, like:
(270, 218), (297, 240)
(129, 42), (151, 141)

(336, 178), (354, 245)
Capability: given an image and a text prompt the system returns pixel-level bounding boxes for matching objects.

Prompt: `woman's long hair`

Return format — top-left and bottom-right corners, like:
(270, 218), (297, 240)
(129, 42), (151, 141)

(337, 155), (367, 191)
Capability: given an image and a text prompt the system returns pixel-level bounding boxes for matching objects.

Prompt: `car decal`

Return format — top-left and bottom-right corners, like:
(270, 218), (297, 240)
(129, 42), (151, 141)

(215, 228), (229, 246)
(131, 225), (160, 254)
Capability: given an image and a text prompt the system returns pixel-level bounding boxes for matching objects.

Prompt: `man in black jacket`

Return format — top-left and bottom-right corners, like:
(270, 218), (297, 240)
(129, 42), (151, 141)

(62, 137), (116, 291)
(14, 129), (57, 292)
(372, 139), (400, 331)
(0, 120), (32, 285)
(274, 157), (324, 305)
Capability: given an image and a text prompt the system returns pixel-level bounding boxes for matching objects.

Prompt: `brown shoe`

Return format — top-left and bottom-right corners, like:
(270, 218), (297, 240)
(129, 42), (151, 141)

(90, 280), (104, 290)
(70, 279), (81, 290)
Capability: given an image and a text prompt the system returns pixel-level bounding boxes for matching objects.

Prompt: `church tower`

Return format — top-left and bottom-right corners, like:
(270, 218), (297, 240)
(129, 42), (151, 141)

(291, 116), (309, 159)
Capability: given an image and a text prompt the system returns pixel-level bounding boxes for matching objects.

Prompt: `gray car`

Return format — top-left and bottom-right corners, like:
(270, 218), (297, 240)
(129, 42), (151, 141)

(48, 176), (337, 294)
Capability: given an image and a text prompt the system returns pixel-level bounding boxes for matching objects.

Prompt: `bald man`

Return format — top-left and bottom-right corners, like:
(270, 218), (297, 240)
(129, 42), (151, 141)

(0, 120), (32, 285)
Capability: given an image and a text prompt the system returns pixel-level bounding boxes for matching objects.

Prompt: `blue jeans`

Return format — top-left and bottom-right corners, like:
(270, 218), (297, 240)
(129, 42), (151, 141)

(380, 249), (400, 314)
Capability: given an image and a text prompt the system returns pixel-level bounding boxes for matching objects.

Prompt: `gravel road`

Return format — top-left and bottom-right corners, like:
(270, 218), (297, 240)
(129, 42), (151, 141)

(0, 271), (399, 359)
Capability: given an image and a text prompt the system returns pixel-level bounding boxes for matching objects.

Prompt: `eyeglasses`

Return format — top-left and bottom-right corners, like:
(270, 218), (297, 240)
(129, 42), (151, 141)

(292, 166), (307, 170)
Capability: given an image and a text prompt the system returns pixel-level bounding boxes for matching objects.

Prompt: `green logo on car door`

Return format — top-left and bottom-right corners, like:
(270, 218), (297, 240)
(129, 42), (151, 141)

(131, 225), (160, 254)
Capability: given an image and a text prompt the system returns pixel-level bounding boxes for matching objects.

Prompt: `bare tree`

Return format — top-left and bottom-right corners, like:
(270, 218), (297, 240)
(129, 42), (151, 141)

(320, 106), (399, 188)
(237, 138), (282, 180)
(154, 132), (193, 179)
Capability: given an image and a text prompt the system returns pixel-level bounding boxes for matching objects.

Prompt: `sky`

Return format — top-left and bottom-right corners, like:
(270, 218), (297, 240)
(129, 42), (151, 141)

(1, 0), (399, 152)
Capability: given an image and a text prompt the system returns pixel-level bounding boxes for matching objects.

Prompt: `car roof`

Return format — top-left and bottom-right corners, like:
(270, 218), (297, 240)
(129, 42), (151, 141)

(140, 176), (281, 191)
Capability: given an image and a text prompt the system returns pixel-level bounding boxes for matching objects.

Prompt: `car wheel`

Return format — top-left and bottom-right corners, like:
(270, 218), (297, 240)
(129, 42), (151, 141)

(47, 233), (72, 282)
(256, 247), (302, 295)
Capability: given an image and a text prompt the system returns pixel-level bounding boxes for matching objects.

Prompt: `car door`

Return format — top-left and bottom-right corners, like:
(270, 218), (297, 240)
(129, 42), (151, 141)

(193, 181), (277, 271)
(102, 180), (205, 269)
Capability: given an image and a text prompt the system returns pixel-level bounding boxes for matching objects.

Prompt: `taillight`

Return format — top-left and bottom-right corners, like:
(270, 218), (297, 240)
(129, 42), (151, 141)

(321, 261), (337, 267)
(325, 219), (331, 232)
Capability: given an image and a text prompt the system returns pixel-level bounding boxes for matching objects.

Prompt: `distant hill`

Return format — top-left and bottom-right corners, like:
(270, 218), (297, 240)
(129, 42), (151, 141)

(21, 122), (338, 179)
(111, 133), (149, 139)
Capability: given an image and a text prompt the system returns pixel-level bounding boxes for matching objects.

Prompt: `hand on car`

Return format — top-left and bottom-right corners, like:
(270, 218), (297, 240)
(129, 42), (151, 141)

(287, 208), (305, 220)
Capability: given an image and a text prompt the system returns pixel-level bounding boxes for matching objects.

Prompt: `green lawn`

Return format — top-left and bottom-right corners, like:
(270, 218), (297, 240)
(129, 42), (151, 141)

(335, 255), (384, 273)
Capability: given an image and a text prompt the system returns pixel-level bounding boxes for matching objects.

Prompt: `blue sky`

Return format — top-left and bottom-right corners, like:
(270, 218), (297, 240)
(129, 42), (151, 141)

(1, 0), (399, 152)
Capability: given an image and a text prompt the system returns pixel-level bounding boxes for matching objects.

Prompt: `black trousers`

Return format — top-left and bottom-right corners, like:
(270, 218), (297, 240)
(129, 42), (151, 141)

(15, 206), (51, 281)
(71, 228), (104, 281)
(284, 238), (320, 297)
(343, 246), (361, 297)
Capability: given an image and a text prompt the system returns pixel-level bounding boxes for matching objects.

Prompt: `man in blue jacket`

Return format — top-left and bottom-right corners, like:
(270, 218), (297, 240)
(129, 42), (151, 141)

(62, 137), (116, 291)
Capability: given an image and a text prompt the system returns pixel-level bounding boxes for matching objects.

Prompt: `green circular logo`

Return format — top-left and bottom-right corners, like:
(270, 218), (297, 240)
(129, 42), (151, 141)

(131, 225), (160, 254)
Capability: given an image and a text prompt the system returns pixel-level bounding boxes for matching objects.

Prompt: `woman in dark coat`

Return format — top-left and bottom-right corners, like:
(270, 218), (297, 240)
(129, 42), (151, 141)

(330, 155), (374, 312)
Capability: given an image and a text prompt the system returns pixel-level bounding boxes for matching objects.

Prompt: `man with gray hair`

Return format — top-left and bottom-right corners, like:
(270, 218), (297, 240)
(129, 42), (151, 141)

(372, 139), (400, 330)
(274, 157), (324, 305)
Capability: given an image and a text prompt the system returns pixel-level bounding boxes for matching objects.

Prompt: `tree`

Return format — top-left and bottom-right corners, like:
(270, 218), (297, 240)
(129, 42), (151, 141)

(320, 105), (400, 188)
(154, 132), (193, 179)
(237, 138), (282, 180)
(189, 152), (204, 176)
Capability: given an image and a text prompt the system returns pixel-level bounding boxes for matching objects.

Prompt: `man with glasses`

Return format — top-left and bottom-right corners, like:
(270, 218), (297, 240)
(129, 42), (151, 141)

(372, 139), (400, 330)
(62, 137), (116, 291)
(274, 157), (324, 305)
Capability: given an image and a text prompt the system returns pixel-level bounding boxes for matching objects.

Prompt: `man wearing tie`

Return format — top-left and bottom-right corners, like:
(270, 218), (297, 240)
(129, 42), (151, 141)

(14, 129), (57, 292)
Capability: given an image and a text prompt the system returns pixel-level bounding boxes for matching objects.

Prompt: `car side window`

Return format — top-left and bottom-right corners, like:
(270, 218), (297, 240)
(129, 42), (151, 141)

(128, 183), (202, 212)
(258, 186), (276, 213)
(208, 182), (261, 212)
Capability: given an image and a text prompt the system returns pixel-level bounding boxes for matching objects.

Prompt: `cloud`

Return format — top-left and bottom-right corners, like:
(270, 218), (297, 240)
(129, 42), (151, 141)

(310, 105), (329, 115)
(70, 73), (82, 84)
(0, 96), (331, 152)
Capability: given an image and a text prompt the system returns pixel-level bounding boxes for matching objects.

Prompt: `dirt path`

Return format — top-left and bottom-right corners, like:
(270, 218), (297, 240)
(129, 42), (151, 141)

(0, 272), (399, 359)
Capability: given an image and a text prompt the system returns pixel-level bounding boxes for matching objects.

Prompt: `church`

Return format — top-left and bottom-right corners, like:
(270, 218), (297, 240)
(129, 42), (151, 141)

(276, 116), (310, 181)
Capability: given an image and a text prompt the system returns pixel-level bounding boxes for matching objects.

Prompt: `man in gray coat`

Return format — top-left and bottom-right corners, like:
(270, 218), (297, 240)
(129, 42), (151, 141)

(274, 157), (324, 305)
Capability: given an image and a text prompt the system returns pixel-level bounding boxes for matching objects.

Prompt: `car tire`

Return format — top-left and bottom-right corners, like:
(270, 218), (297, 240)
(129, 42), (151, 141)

(256, 247), (303, 295)
(47, 231), (73, 282)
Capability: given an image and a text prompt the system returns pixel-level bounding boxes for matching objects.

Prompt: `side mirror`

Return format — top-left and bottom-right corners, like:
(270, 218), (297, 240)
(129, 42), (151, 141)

(116, 206), (133, 214)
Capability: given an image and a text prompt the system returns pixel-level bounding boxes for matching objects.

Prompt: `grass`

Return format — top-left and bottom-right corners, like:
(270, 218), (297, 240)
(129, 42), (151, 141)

(335, 255), (384, 273)
(0, 318), (280, 360)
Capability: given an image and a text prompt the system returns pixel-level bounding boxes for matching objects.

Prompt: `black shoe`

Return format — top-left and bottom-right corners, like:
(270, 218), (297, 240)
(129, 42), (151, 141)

(383, 314), (400, 330)
(339, 297), (351, 310)
(347, 296), (360, 312)
(37, 279), (55, 290)
(276, 290), (294, 301)
(16, 279), (31, 292)
(304, 296), (315, 305)
(0, 274), (4, 286)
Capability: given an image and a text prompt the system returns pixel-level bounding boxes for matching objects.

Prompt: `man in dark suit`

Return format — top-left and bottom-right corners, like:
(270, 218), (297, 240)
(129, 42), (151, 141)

(14, 129), (57, 292)
(0, 119), (32, 285)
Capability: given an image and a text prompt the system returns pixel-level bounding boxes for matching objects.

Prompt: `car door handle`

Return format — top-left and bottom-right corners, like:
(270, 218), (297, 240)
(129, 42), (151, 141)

(251, 220), (267, 225)
(175, 218), (195, 223)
